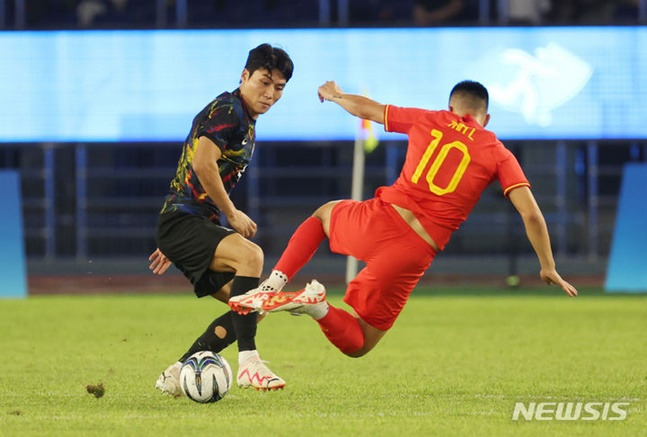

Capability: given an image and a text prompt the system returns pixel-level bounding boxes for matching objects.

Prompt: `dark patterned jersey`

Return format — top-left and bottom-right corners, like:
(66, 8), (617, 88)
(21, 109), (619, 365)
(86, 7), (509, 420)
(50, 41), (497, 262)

(160, 89), (256, 221)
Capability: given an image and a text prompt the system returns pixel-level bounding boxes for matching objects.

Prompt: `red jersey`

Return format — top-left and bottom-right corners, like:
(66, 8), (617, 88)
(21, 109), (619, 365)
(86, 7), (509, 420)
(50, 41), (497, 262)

(377, 106), (530, 250)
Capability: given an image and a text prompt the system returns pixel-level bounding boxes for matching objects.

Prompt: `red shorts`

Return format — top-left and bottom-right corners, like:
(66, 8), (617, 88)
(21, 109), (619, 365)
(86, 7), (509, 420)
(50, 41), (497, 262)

(329, 198), (437, 331)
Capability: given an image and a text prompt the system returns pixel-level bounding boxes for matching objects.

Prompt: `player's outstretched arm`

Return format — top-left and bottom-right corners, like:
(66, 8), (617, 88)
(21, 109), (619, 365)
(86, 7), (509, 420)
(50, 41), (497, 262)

(318, 81), (385, 124)
(508, 187), (578, 297)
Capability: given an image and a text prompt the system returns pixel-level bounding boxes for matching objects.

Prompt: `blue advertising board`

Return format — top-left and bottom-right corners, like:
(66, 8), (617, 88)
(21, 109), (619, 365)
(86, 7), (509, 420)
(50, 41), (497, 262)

(0, 171), (27, 298)
(605, 164), (647, 293)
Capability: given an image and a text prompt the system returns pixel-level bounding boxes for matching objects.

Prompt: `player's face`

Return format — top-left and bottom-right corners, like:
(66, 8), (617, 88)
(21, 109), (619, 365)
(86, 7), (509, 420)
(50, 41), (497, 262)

(239, 68), (286, 119)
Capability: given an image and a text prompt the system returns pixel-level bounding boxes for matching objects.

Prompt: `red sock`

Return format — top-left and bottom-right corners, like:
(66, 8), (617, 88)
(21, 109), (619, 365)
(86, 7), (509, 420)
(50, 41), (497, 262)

(274, 217), (326, 280)
(316, 305), (364, 355)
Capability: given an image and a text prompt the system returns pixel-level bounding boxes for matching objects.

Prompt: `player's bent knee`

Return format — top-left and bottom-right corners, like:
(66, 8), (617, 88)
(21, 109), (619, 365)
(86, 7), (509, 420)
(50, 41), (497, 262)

(343, 337), (382, 358)
(344, 345), (371, 358)
(343, 321), (387, 358)
(239, 243), (263, 269)
(223, 235), (264, 273)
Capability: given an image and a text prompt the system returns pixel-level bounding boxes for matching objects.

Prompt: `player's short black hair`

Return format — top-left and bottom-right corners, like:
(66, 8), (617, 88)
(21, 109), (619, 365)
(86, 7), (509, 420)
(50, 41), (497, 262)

(245, 44), (294, 82)
(449, 80), (489, 111)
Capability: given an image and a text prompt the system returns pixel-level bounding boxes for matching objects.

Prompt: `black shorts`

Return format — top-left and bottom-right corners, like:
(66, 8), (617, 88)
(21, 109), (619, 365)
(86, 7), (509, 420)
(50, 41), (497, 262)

(156, 211), (236, 298)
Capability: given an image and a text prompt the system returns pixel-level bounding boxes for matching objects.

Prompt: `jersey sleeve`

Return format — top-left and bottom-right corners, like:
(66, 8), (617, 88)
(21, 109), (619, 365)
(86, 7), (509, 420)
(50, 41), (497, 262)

(197, 103), (240, 151)
(384, 105), (430, 134)
(495, 146), (531, 197)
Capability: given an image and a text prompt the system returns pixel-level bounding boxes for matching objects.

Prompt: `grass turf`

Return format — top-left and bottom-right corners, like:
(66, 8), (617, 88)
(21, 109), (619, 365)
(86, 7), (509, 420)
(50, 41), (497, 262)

(0, 287), (645, 436)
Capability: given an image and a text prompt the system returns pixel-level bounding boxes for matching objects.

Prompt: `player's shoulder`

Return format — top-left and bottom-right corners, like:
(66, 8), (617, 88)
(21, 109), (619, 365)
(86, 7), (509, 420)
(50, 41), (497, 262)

(482, 130), (515, 162)
(389, 105), (437, 118)
(214, 90), (238, 104)
(212, 90), (241, 109)
(425, 109), (470, 126)
(479, 124), (501, 144)
(208, 90), (245, 119)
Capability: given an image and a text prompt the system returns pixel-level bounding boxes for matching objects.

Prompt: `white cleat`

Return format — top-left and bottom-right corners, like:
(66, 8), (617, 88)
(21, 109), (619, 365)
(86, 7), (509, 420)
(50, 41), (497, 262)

(154, 361), (184, 397)
(284, 280), (328, 316)
(236, 357), (285, 391)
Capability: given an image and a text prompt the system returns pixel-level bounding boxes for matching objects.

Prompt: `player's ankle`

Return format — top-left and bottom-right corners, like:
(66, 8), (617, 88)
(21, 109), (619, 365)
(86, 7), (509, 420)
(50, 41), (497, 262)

(238, 349), (259, 365)
(306, 301), (329, 320)
(262, 270), (288, 292)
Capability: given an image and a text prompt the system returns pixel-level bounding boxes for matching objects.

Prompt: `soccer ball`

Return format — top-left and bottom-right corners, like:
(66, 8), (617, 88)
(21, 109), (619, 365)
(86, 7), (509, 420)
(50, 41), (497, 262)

(179, 351), (233, 403)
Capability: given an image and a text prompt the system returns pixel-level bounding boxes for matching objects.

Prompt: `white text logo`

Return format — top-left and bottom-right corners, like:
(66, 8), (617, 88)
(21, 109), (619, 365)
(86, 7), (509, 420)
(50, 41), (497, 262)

(512, 402), (629, 421)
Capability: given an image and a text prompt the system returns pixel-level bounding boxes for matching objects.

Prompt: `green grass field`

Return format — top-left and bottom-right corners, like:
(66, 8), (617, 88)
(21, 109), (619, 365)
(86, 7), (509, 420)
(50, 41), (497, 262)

(1, 287), (645, 436)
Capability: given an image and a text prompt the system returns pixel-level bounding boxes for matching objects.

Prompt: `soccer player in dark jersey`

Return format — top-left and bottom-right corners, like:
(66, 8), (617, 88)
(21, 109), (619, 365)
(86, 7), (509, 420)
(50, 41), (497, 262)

(230, 79), (578, 358)
(149, 43), (293, 394)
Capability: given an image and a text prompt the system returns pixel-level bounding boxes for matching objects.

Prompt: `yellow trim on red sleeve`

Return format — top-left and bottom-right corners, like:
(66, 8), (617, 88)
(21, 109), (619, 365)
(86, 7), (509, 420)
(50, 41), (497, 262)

(384, 104), (390, 131)
(504, 182), (531, 197)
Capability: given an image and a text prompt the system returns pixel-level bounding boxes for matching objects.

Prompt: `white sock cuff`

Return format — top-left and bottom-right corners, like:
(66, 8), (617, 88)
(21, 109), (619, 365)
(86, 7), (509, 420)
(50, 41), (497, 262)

(309, 302), (330, 320)
(261, 270), (289, 292)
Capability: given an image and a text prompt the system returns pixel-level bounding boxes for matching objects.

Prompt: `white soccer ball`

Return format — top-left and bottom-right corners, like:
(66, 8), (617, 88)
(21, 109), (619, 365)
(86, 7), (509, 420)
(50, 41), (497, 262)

(179, 351), (233, 403)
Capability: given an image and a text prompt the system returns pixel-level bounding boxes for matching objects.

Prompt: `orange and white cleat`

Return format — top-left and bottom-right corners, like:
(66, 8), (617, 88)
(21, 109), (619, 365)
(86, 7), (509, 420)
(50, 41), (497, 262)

(230, 279), (327, 315)
(228, 290), (272, 315)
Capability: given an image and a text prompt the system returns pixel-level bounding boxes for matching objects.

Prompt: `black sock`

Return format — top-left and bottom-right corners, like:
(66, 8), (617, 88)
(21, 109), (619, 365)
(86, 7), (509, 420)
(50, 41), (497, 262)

(229, 276), (259, 352)
(178, 311), (237, 362)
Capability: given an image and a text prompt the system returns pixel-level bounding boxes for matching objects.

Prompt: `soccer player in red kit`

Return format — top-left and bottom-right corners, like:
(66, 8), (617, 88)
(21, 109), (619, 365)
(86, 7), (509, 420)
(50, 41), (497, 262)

(230, 80), (578, 358)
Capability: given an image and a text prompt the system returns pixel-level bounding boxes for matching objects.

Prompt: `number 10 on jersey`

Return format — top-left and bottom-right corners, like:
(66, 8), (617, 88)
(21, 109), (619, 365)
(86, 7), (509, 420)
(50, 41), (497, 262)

(411, 129), (471, 196)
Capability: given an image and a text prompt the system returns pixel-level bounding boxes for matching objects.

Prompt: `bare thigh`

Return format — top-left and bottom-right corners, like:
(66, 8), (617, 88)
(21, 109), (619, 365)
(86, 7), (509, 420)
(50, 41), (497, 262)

(210, 233), (263, 278)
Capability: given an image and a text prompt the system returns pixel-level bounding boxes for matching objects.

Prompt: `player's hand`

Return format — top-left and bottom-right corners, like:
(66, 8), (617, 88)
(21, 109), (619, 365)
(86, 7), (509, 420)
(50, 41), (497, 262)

(226, 209), (257, 239)
(318, 80), (344, 103)
(540, 268), (578, 297)
(149, 248), (172, 275)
